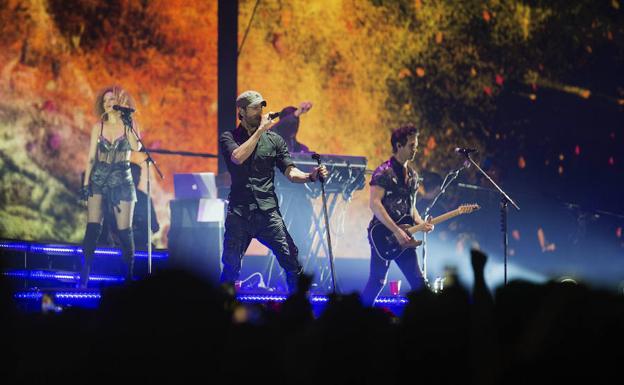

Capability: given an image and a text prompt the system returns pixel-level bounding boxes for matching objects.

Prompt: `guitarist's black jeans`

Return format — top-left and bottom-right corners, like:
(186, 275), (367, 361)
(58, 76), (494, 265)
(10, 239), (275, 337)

(361, 243), (425, 306)
(220, 207), (303, 294)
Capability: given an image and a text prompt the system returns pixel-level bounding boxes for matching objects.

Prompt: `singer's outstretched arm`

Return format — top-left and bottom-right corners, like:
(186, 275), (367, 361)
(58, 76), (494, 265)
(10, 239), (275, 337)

(284, 166), (327, 183)
(276, 135), (328, 183)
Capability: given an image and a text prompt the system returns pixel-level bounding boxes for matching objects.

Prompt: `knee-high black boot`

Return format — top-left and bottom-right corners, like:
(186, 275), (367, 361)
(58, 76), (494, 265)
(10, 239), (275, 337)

(79, 223), (102, 288)
(118, 228), (135, 283)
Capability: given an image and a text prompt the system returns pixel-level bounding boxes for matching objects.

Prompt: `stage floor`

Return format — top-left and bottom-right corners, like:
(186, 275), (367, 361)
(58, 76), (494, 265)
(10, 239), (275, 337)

(2, 239), (409, 316)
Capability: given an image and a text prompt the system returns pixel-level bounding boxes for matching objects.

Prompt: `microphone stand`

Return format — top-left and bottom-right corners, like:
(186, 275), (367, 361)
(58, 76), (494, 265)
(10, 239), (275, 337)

(312, 153), (338, 294)
(119, 111), (164, 275)
(420, 163), (467, 288)
(460, 152), (519, 285)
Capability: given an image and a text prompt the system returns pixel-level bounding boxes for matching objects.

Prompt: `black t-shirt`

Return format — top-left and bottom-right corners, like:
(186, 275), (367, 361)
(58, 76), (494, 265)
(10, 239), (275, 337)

(219, 125), (295, 213)
(369, 156), (417, 228)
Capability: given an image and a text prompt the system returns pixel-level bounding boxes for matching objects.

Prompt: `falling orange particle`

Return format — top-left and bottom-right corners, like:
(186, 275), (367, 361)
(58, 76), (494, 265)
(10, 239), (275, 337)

(427, 136), (437, 150)
(558, 165), (564, 175)
(559, 153), (565, 161)
(574, 145), (581, 155)
(281, 10), (292, 28)
(415, 67), (426, 77)
(618, 99), (624, 105)
(470, 67), (477, 77)
(398, 68), (412, 79)
(607, 31), (614, 40)
(537, 228), (545, 247)
(483, 10), (491, 22)
(414, 0), (423, 10)
(435, 32), (444, 44)
(586, 45), (593, 54)
(537, 228), (556, 252)
(512, 230), (521, 241)
(529, 93), (537, 101)
(518, 156), (526, 169)
(580, 90), (591, 99)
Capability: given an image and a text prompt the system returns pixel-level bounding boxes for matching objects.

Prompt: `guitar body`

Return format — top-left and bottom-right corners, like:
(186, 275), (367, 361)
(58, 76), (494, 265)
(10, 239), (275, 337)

(368, 204), (481, 262)
(369, 215), (422, 261)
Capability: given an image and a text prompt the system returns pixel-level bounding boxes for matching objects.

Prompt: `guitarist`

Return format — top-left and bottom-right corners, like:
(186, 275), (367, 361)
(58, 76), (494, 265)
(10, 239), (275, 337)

(362, 125), (434, 306)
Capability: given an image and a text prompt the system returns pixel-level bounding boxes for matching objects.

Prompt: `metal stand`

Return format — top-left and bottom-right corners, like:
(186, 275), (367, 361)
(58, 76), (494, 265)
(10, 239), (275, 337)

(312, 153), (338, 294)
(268, 187), (344, 292)
(462, 154), (519, 285)
(119, 111), (164, 274)
(420, 162), (468, 287)
(306, 192), (342, 290)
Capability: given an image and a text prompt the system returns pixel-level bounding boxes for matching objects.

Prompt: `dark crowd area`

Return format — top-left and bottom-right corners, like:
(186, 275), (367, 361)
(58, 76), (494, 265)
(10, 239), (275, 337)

(1, 249), (622, 385)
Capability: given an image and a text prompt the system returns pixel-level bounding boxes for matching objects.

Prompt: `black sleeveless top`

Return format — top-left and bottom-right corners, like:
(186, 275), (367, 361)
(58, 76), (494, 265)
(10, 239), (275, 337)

(89, 121), (137, 210)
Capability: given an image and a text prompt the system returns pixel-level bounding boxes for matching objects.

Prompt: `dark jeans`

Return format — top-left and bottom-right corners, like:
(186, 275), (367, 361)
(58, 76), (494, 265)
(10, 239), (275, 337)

(361, 235), (424, 306)
(220, 207), (302, 293)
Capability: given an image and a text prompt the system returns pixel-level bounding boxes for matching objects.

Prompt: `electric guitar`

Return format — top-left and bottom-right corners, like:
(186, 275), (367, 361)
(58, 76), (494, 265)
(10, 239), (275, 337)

(369, 204), (481, 261)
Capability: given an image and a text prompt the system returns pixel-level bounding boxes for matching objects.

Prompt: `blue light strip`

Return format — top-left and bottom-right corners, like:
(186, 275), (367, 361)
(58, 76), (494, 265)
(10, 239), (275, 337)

(3, 269), (125, 283)
(13, 289), (408, 307)
(30, 245), (76, 255)
(236, 294), (406, 306)
(14, 292), (43, 300)
(0, 241), (29, 251)
(237, 294), (289, 302)
(374, 296), (409, 305)
(13, 290), (102, 303)
(0, 240), (168, 259)
(55, 292), (101, 299)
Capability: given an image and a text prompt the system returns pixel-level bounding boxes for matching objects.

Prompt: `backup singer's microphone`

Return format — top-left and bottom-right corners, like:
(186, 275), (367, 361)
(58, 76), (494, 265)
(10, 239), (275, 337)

(113, 105), (135, 114)
(454, 147), (478, 156)
(268, 112), (280, 120)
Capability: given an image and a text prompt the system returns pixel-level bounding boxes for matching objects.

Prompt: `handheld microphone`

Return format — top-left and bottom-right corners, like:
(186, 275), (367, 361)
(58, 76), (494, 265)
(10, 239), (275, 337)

(311, 153), (325, 183)
(268, 112), (280, 120)
(113, 105), (135, 114)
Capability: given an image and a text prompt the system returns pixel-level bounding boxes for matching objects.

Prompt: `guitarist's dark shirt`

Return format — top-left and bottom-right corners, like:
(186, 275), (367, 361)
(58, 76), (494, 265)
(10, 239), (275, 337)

(369, 156), (417, 229)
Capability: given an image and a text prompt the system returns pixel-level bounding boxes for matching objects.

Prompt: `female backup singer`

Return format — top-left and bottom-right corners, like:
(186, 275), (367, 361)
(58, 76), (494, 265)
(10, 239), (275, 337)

(78, 86), (141, 288)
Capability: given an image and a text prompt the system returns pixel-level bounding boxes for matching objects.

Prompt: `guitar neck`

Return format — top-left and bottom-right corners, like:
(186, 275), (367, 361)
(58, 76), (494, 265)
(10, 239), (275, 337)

(407, 208), (464, 234)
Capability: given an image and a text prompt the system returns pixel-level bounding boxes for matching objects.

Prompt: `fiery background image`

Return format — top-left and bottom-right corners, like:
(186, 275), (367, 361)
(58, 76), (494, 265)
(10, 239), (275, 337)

(1, 0), (623, 286)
